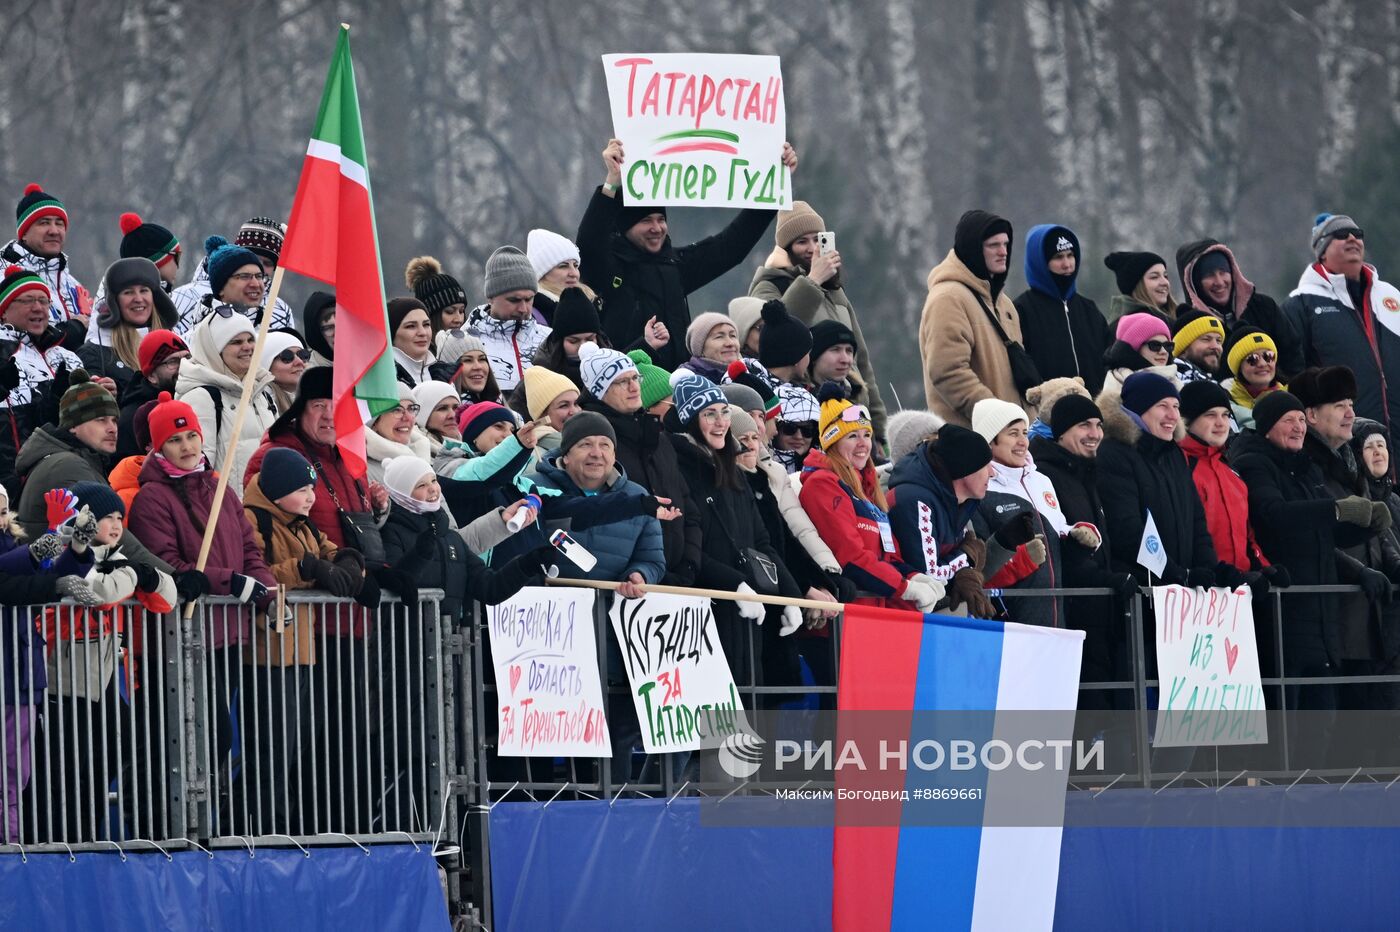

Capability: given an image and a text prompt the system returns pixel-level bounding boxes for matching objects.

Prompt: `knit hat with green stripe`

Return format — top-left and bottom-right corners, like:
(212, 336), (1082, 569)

(0, 264), (49, 315)
(119, 212), (180, 267)
(16, 183), (67, 239)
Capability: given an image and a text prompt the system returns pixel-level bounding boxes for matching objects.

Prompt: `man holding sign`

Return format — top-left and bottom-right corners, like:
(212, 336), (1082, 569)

(580, 53), (798, 370)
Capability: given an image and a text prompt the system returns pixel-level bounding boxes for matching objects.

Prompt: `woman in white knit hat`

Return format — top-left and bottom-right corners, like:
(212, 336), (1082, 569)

(527, 228), (592, 325)
(175, 308), (279, 491)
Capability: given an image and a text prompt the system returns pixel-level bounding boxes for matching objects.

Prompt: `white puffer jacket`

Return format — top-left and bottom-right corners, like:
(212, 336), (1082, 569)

(465, 304), (550, 391)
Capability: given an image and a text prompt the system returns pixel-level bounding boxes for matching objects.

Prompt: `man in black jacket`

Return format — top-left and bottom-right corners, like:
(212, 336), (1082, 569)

(577, 138), (798, 369)
(1228, 391), (1382, 710)
(576, 341), (701, 586)
(1015, 224), (1109, 394)
(1292, 366), (1400, 704)
(1031, 394), (1138, 708)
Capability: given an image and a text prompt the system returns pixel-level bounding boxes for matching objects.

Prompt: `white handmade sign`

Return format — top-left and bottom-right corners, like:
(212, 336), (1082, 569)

(609, 592), (747, 753)
(1152, 584), (1267, 746)
(487, 587), (610, 757)
(602, 52), (789, 209)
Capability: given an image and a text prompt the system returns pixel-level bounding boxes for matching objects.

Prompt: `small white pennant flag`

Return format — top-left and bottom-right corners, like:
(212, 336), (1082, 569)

(1136, 508), (1168, 577)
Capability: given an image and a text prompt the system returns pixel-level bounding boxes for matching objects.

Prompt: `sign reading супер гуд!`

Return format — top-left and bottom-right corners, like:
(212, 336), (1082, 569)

(602, 53), (789, 209)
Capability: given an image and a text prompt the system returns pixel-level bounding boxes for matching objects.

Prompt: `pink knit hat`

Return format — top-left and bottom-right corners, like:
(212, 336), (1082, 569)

(1115, 312), (1170, 350)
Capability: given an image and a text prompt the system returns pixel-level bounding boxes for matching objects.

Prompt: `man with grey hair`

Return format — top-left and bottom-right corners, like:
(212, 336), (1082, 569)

(1282, 213), (1400, 433)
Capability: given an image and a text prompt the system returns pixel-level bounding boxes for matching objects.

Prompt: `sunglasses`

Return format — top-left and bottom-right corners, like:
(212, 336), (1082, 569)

(1331, 228), (1365, 242)
(777, 422), (817, 438)
(1243, 350), (1276, 367)
(274, 348), (312, 364)
(836, 404), (871, 423)
(1142, 339), (1173, 354)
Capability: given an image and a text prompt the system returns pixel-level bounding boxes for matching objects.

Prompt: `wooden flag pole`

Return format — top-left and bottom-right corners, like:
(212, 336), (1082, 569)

(182, 267), (287, 619)
(545, 576), (843, 614)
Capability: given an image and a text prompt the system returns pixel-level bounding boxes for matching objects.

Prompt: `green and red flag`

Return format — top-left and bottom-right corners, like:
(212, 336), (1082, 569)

(278, 24), (399, 479)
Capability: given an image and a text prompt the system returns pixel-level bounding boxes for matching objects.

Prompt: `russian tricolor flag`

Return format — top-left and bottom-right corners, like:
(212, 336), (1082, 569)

(833, 605), (1084, 931)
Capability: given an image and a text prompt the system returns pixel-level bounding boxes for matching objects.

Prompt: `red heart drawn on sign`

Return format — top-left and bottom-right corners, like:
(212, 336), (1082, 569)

(1224, 638), (1239, 674)
(509, 665), (522, 695)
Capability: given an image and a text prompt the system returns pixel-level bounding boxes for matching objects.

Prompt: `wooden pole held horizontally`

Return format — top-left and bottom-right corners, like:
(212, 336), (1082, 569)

(182, 266), (287, 619)
(545, 576), (844, 614)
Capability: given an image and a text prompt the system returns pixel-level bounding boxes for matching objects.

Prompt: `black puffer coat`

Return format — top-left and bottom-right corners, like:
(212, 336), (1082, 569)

(576, 186), (774, 369)
(1093, 380), (1217, 584)
(1227, 429), (1376, 672)
(380, 504), (542, 622)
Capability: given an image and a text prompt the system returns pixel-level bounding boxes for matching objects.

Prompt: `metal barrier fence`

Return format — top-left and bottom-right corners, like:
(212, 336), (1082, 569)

(459, 583), (1400, 924)
(0, 590), (449, 854)
(2, 581), (1394, 929)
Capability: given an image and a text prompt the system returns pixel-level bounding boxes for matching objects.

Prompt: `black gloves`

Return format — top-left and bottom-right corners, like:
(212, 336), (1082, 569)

(1184, 566), (1216, 589)
(331, 548), (366, 577)
(131, 561), (162, 593)
(0, 357), (20, 394)
(354, 569), (382, 608)
(993, 514), (1036, 549)
(175, 569), (210, 602)
(1112, 573), (1141, 599)
(230, 572), (270, 605)
(300, 556), (358, 598)
(1215, 561), (1249, 590)
(1241, 570), (1270, 596)
(1358, 567), (1394, 605)
(826, 571), (858, 604)
(412, 529), (437, 561)
(376, 566), (419, 609)
(1261, 564), (1291, 588)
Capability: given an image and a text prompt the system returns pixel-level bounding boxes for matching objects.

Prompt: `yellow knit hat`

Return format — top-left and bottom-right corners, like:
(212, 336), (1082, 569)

(817, 382), (871, 451)
(1226, 328), (1278, 379)
(1170, 311), (1226, 358)
(523, 365), (579, 420)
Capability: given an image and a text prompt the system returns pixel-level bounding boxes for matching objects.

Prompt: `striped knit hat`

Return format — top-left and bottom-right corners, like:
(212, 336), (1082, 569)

(15, 183), (66, 239)
(724, 359), (780, 419)
(0, 264), (49, 316)
(119, 212), (181, 267)
(234, 217), (286, 263)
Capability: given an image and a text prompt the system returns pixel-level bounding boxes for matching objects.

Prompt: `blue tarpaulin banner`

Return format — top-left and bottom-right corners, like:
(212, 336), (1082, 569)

(489, 788), (1400, 931)
(0, 844), (449, 932)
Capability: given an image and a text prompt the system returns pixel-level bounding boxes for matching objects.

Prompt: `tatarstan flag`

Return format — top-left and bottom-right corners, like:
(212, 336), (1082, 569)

(278, 24), (399, 479)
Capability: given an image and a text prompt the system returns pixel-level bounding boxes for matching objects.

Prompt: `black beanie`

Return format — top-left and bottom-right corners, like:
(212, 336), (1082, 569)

(952, 210), (1014, 296)
(387, 297), (427, 337)
(270, 365), (333, 434)
(259, 447), (318, 502)
(1179, 380), (1233, 423)
(69, 481), (126, 520)
(1049, 394), (1103, 440)
(929, 424), (993, 480)
(810, 319), (857, 362)
(1291, 366), (1357, 409)
(551, 287), (602, 337)
(757, 300), (813, 368)
(1104, 251), (1167, 296)
(1253, 390), (1305, 437)
(118, 212), (180, 265)
(615, 191), (667, 234)
(404, 256), (467, 317)
(559, 410), (617, 454)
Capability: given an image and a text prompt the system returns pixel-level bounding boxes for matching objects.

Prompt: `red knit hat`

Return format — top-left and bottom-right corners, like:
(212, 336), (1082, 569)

(138, 329), (190, 376)
(147, 391), (202, 452)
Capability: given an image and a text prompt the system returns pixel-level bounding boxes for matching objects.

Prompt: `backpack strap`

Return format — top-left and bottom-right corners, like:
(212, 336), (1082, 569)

(246, 505), (275, 563)
(201, 383), (223, 438)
